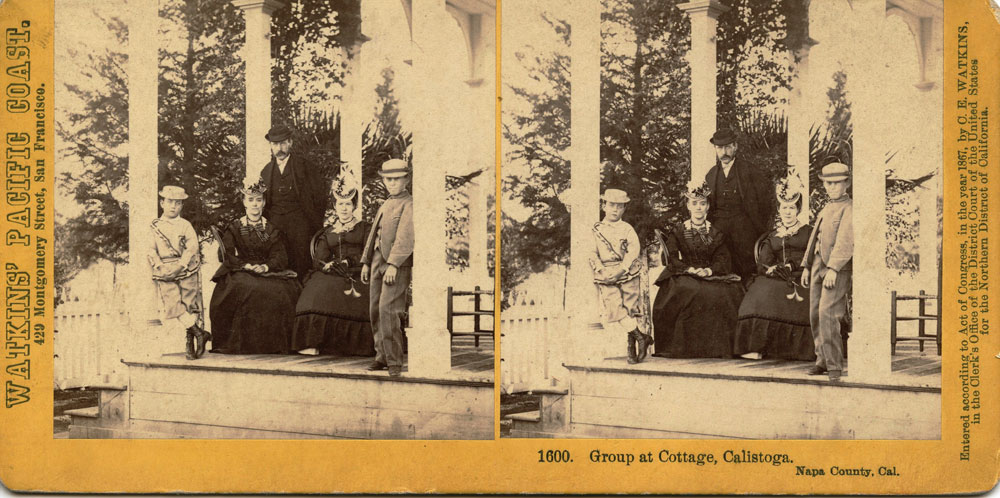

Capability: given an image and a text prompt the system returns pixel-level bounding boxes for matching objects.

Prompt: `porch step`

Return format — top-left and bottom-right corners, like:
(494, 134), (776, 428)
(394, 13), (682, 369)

(65, 407), (98, 419)
(83, 354), (494, 440)
(503, 388), (568, 436)
(507, 411), (541, 423)
(561, 360), (940, 439)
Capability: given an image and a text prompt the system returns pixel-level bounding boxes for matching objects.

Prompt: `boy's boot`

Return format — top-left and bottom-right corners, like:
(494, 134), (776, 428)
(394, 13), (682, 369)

(633, 329), (652, 362)
(627, 334), (638, 364)
(193, 325), (212, 359)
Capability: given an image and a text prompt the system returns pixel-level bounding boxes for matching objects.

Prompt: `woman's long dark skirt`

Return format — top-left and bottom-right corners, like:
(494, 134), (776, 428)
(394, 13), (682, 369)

(733, 276), (815, 360)
(652, 274), (744, 358)
(210, 272), (300, 354)
(291, 271), (375, 356)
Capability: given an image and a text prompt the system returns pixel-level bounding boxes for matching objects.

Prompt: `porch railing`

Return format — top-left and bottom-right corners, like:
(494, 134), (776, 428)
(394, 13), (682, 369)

(499, 292), (568, 394)
(53, 301), (128, 390)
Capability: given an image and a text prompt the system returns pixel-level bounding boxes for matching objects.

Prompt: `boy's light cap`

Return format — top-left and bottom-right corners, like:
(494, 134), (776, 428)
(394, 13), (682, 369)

(819, 162), (851, 181)
(159, 185), (188, 200)
(601, 189), (630, 203)
(378, 158), (410, 178)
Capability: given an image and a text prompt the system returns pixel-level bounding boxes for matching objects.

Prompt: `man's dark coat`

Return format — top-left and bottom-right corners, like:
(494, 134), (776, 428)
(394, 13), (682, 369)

(259, 153), (328, 233)
(704, 159), (773, 238)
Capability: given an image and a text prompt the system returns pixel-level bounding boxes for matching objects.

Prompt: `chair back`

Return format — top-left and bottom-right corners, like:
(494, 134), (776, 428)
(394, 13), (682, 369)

(753, 231), (770, 272)
(210, 226), (226, 264)
(654, 228), (669, 267)
(309, 229), (326, 267)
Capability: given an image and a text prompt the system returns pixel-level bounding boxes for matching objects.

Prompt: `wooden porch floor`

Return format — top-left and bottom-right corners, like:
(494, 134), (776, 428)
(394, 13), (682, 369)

(890, 341), (942, 377)
(135, 335), (494, 385)
(587, 340), (940, 391)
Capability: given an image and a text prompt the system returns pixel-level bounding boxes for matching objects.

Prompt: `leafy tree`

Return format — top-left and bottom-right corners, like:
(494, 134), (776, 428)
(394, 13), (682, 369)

(501, 12), (572, 303)
(157, 0), (247, 233)
(600, 0), (691, 244)
(808, 68), (853, 218)
(361, 67), (412, 224)
(716, 0), (798, 127)
(55, 13), (129, 304)
(285, 106), (343, 212)
(271, 0), (362, 121)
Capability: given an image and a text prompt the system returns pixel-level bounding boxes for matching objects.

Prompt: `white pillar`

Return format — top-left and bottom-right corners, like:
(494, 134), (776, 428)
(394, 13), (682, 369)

(788, 39), (817, 224)
(126, 0), (166, 359)
(465, 12), (495, 288)
(232, 0), (283, 180)
(467, 179), (487, 285)
(920, 14), (943, 291)
(408, 0), (452, 375)
(919, 175), (940, 290)
(847, 0), (891, 381)
(340, 42), (365, 219)
(567, 2), (604, 364)
(678, 0), (729, 181)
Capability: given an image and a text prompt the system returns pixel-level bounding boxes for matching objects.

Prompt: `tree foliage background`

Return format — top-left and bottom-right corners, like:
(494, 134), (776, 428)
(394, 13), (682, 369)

(55, 13), (129, 304)
(502, 0), (931, 305)
(55, 0), (415, 302)
(599, 0), (691, 246)
(501, 12), (572, 305)
(157, 0), (247, 234)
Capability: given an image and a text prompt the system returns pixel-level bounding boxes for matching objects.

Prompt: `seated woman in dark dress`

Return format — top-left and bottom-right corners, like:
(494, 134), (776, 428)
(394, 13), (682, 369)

(733, 175), (815, 361)
(209, 179), (300, 354)
(652, 180), (744, 358)
(291, 173), (375, 356)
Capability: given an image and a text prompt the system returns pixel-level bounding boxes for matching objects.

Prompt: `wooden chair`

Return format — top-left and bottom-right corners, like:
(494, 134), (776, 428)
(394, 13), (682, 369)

(447, 286), (494, 348)
(654, 229), (670, 267)
(209, 225), (226, 264)
(752, 231), (770, 274)
(308, 229), (325, 268)
(890, 290), (941, 355)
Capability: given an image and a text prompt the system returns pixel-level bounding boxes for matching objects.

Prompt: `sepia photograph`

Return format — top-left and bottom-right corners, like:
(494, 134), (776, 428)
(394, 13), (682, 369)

(52, 0), (496, 440)
(500, 0), (943, 439)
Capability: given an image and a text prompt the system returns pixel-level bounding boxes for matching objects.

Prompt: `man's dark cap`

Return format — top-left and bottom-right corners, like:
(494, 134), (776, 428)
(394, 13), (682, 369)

(709, 128), (738, 146)
(265, 124), (294, 143)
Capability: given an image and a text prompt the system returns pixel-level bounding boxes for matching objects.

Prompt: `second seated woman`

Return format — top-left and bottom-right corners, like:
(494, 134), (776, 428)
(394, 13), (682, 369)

(652, 180), (744, 358)
(209, 179), (301, 354)
(732, 175), (815, 361)
(291, 173), (375, 357)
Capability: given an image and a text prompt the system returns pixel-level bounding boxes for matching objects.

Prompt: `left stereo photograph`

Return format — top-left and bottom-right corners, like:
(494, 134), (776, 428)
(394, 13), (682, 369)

(53, 0), (496, 440)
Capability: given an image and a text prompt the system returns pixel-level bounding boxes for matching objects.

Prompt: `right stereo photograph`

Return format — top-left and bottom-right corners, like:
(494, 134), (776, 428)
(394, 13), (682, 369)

(500, 0), (943, 439)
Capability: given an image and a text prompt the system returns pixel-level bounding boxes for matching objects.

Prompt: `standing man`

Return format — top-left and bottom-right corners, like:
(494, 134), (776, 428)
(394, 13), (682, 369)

(259, 124), (330, 280)
(703, 128), (773, 281)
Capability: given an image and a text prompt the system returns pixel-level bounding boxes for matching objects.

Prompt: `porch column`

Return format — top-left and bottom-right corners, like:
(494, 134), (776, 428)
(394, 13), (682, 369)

(408, 0), (452, 375)
(678, 0), (729, 181)
(340, 40), (366, 218)
(919, 176), (940, 290)
(467, 179), (488, 286)
(126, 0), (163, 359)
(465, 12), (496, 288)
(231, 0), (283, 179)
(847, 0), (891, 381)
(919, 14), (943, 291)
(567, 1), (603, 363)
(787, 39), (817, 224)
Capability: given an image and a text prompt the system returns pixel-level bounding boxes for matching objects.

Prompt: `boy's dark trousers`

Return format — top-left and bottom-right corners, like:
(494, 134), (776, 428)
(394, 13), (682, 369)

(369, 250), (411, 368)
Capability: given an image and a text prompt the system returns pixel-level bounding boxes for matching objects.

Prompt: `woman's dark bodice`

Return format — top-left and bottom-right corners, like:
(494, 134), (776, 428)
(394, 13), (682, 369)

(315, 221), (367, 270)
(661, 222), (734, 277)
(759, 223), (812, 273)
